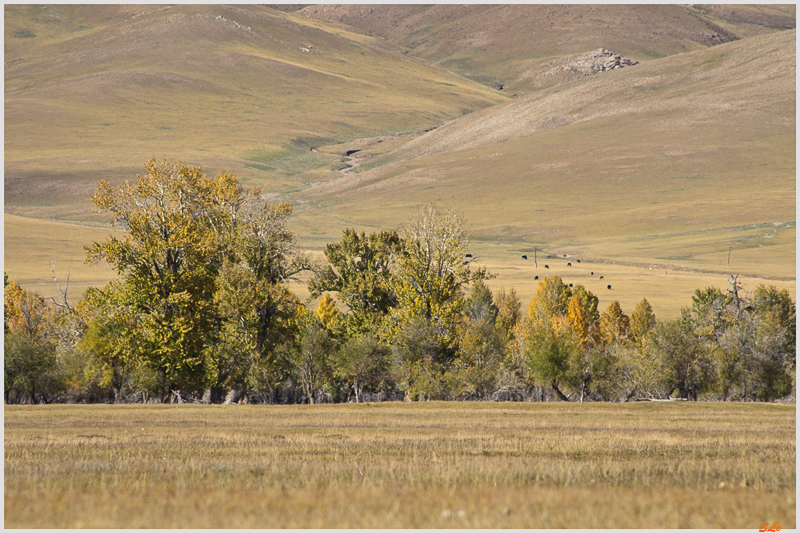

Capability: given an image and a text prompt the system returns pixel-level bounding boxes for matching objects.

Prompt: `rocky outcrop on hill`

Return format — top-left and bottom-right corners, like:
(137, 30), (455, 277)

(546, 48), (639, 78)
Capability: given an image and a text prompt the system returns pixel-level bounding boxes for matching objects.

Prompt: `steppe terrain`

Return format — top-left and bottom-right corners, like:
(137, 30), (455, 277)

(4, 402), (795, 528)
(4, 4), (795, 316)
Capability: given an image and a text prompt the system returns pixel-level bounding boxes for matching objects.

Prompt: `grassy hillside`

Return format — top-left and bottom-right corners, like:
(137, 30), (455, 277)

(4, 4), (506, 224)
(299, 4), (796, 92)
(4, 5), (795, 317)
(301, 30), (795, 283)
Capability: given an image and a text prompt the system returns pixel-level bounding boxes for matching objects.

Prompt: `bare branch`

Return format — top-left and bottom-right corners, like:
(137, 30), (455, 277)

(48, 261), (74, 313)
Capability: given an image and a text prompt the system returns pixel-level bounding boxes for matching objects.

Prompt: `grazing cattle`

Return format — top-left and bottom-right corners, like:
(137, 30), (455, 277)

(591, 272), (594, 276)
(599, 276), (604, 279)
(576, 259), (581, 263)
(569, 283), (573, 288)
(607, 285), (612, 290)
(465, 253), (472, 258)
(462, 261), (470, 265)
(567, 262), (572, 267)
(544, 265), (549, 269)
(521, 255), (527, 260)
(534, 276), (539, 280)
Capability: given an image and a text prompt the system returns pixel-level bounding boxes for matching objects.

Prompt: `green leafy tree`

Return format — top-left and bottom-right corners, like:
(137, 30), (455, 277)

(687, 279), (794, 401)
(614, 340), (668, 401)
(4, 280), (65, 403)
(391, 316), (451, 401)
(753, 284), (796, 361)
(463, 279), (497, 322)
(309, 229), (402, 332)
(690, 286), (734, 343)
(527, 276), (571, 324)
(650, 319), (715, 400)
(336, 332), (391, 402)
(388, 204), (485, 345)
(86, 158), (309, 402)
(211, 200), (309, 402)
(524, 317), (580, 401)
(565, 344), (617, 402)
(86, 158), (240, 399)
(218, 200), (311, 352)
(495, 287), (522, 337)
(283, 317), (336, 404)
(77, 284), (154, 402)
(452, 312), (507, 400)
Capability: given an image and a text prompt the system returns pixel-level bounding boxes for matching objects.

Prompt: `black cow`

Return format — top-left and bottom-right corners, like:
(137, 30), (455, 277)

(544, 265), (549, 269)
(521, 255), (527, 260)
(534, 276), (539, 280)
(567, 262), (572, 267)
(607, 285), (612, 290)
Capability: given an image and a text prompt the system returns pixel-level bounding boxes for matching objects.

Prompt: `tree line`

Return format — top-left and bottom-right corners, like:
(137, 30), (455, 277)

(4, 159), (796, 404)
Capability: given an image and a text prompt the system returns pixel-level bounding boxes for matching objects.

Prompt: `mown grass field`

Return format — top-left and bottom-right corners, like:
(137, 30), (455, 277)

(4, 402), (795, 528)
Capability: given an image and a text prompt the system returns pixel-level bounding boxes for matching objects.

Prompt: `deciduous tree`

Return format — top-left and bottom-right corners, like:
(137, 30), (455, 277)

(336, 332), (390, 403)
(599, 301), (630, 345)
(309, 228), (402, 332)
(528, 276), (571, 324)
(629, 298), (656, 343)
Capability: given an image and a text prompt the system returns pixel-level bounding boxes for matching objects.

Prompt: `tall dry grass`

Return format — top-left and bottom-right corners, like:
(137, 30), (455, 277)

(4, 402), (795, 528)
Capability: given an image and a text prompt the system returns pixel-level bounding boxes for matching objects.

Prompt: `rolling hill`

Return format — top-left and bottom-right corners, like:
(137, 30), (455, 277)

(302, 30), (795, 252)
(298, 4), (796, 91)
(4, 4), (796, 317)
(5, 4), (506, 223)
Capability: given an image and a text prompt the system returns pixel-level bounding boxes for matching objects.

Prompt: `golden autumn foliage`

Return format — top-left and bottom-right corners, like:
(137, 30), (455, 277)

(599, 300), (630, 345)
(315, 294), (339, 329)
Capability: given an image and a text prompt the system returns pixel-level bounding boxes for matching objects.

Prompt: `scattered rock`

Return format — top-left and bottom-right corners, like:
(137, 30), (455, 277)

(546, 48), (639, 77)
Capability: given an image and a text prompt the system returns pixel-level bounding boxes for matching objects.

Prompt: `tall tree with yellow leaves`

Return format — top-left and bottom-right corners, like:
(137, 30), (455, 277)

(315, 294), (339, 329)
(599, 300), (630, 345)
(629, 298), (657, 344)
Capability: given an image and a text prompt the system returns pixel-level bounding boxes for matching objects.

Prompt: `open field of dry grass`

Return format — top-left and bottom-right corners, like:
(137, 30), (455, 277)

(4, 402), (795, 528)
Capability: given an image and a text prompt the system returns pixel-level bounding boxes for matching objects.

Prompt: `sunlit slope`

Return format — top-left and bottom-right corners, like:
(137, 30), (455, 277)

(300, 4), (796, 92)
(3, 214), (121, 297)
(301, 31), (795, 280)
(4, 4), (506, 223)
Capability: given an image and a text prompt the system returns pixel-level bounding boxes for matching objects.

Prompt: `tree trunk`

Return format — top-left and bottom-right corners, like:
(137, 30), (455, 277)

(210, 386), (226, 404)
(623, 388), (637, 402)
(306, 382), (315, 404)
(552, 381), (570, 402)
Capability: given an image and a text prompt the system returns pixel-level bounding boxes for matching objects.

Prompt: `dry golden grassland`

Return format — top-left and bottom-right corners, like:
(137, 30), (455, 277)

(5, 402), (795, 528)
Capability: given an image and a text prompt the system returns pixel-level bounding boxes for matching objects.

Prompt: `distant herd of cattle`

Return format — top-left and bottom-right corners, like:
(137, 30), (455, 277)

(464, 253), (612, 289)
